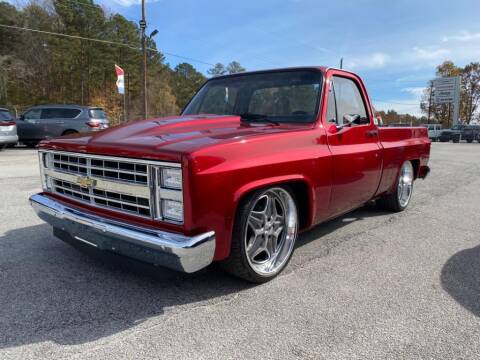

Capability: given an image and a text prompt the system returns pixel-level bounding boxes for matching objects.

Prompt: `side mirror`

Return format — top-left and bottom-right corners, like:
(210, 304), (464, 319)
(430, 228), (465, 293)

(343, 114), (360, 124)
(334, 114), (358, 130)
(344, 114), (370, 126)
(18, 115), (25, 121)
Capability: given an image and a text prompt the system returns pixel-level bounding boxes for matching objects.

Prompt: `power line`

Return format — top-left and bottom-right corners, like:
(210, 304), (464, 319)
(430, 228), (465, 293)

(0, 23), (216, 66)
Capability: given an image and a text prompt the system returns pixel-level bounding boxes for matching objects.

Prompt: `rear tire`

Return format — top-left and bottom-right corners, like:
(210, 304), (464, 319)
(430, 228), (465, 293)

(221, 186), (298, 283)
(62, 130), (78, 136)
(24, 141), (39, 148)
(377, 161), (414, 212)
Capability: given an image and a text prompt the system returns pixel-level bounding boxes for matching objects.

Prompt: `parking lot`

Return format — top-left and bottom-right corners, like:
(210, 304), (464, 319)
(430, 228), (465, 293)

(0, 142), (479, 359)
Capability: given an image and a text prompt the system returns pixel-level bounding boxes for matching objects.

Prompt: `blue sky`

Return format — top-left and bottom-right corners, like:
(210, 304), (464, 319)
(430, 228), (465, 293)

(100, 0), (479, 115)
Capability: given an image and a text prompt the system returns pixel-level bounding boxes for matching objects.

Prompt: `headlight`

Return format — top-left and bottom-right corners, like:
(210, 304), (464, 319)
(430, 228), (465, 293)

(154, 165), (184, 223)
(162, 199), (183, 222)
(161, 168), (182, 189)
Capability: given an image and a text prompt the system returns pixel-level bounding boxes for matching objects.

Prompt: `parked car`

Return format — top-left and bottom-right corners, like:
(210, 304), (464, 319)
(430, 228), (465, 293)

(461, 124), (480, 143)
(422, 123), (443, 141)
(0, 108), (18, 150)
(16, 105), (109, 148)
(439, 125), (464, 143)
(30, 67), (431, 283)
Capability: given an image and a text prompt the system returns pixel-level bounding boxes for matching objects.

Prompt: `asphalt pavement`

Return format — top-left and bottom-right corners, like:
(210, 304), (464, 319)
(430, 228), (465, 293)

(1, 143), (480, 359)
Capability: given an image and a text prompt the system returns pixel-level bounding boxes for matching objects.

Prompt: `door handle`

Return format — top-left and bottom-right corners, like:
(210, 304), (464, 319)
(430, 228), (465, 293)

(365, 129), (378, 138)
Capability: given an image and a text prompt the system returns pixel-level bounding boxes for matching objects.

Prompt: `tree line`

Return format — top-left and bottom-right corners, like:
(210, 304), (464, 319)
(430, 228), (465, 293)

(0, 0), (245, 123)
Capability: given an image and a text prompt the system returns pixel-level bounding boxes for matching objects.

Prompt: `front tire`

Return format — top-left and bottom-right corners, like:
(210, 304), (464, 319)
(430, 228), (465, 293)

(221, 186), (298, 283)
(377, 161), (414, 212)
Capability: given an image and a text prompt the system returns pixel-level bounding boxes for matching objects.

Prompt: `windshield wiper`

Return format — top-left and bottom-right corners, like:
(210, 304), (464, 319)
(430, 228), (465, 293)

(237, 113), (280, 125)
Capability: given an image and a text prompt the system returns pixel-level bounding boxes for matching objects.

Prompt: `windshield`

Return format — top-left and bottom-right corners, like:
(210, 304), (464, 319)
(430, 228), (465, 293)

(183, 70), (323, 123)
(0, 110), (14, 121)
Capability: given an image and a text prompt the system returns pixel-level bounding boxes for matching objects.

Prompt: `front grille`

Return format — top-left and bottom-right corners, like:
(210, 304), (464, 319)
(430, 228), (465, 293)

(40, 151), (183, 223)
(52, 153), (148, 185)
(53, 179), (151, 217)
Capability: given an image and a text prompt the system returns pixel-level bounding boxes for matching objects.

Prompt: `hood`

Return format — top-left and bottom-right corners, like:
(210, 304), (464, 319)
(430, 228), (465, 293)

(41, 114), (311, 161)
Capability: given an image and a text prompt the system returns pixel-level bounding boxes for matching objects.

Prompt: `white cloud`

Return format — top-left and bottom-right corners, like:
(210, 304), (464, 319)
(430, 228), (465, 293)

(402, 86), (426, 97)
(373, 86), (426, 117)
(373, 100), (422, 117)
(412, 46), (450, 61)
(442, 31), (480, 42)
(371, 52), (390, 67)
(348, 52), (390, 69)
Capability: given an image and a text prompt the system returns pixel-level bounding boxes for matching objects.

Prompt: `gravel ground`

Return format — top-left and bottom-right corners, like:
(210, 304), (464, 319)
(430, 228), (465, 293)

(1, 143), (479, 359)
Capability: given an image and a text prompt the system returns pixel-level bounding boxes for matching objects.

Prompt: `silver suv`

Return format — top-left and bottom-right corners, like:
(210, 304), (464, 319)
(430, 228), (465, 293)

(0, 108), (18, 150)
(17, 105), (109, 147)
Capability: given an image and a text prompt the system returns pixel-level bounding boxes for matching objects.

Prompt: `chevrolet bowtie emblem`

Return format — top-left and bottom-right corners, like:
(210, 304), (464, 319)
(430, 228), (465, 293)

(77, 176), (97, 188)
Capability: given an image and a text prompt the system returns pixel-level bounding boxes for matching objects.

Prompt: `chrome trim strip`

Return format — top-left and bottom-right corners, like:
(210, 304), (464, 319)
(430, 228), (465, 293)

(45, 169), (150, 198)
(30, 194), (215, 273)
(74, 236), (98, 247)
(41, 150), (181, 167)
(52, 183), (151, 209)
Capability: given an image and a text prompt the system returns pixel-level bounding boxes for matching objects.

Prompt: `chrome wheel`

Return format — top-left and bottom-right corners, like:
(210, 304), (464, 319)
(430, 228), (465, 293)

(244, 187), (298, 276)
(397, 161), (414, 207)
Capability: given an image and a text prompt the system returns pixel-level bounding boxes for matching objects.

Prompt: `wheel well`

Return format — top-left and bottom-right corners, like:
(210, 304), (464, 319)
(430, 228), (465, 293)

(286, 181), (310, 230)
(236, 180), (311, 231)
(410, 159), (420, 179)
(62, 129), (78, 136)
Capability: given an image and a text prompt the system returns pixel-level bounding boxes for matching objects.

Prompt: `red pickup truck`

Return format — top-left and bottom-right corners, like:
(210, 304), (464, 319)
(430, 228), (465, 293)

(30, 67), (431, 283)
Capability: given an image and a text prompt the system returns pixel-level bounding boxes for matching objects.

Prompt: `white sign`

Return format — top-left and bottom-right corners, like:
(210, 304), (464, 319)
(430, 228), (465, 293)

(432, 76), (460, 104)
(432, 76), (461, 125)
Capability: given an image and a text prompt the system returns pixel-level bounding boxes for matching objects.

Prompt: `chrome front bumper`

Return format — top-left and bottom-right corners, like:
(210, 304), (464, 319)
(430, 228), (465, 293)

(29, 194), (215, 273)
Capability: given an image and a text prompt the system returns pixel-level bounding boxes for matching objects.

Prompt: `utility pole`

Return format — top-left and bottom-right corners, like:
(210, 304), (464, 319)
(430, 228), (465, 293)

(339, 58), (343, 69)
(427, 82), (433, 124)
(140, 0), (147, 120)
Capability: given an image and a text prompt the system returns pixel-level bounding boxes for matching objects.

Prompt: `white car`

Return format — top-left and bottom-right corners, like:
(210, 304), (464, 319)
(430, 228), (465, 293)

(423, 124), (442, 141)
(0, 108), (19, 150)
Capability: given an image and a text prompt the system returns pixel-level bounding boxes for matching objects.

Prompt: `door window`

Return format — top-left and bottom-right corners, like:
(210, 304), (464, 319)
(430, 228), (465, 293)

(331, 76), (368, 126)
(24, 109), (42, 123)
(62, 109), (82, 118)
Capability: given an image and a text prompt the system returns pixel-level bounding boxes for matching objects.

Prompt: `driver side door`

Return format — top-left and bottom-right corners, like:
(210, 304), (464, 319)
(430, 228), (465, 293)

(324, 71), (383, 216)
